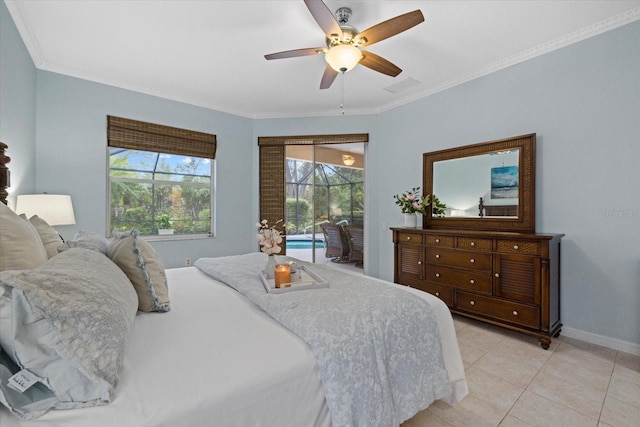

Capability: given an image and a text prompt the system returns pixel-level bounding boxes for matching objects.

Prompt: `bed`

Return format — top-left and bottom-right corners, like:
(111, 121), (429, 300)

(0, 155), (467, 426)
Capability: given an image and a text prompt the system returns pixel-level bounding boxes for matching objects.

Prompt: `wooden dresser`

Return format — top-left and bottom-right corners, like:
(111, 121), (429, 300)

(392, 227), (563, 349)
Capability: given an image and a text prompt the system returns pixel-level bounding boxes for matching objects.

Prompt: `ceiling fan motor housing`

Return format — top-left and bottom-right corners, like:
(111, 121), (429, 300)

(326, 7), (367, 48)
(326, 24), (360, 47)
(335, 7), (351, 24)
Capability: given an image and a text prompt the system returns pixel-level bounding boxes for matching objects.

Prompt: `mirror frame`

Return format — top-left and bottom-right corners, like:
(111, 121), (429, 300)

(423, 133), (536, 233)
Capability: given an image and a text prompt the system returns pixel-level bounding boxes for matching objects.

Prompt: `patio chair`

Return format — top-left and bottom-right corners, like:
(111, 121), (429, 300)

(345, 225), (364, 267)
(320, 222), (350, 262)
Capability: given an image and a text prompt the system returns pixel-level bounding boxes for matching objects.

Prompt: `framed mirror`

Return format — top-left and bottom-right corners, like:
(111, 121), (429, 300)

(423, 133), (536, 232)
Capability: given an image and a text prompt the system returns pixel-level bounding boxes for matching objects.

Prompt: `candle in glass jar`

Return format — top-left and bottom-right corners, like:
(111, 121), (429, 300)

(274, 264), (291, 288)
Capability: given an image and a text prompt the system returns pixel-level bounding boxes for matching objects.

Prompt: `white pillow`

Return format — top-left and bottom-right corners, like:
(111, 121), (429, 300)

(0, 248), (138, 419)
(28, 215), (64, 259)
(0, 203), (48, 271)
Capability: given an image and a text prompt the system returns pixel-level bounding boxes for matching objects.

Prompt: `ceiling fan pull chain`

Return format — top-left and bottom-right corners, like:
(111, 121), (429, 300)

(340, 71), (345, 115)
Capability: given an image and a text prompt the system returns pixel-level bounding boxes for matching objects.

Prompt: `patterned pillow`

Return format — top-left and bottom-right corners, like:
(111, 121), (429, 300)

(0, 203), (48, 271)
(107, 230), (170, 312)
(0, 248), (138, 420)
(28, 215), (64, 259)
(57, 229), (111, 255)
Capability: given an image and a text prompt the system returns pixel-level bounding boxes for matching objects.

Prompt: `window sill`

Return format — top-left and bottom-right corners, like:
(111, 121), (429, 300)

(141, 233), (213, 242)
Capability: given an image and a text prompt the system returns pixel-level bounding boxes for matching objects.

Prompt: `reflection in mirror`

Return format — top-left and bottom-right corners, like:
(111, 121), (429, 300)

(422, 133), (535, 233)
(433, 149), (519, 218)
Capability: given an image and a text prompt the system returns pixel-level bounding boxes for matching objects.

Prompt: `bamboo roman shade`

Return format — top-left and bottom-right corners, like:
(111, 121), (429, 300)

(107, 116), (216, 159)
(259, 145), (287, 251)
(258, 133), (368, 147)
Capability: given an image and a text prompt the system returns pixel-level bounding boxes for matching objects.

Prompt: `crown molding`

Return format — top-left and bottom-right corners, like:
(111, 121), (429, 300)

(378, 7), (640, 114)
(6, 1), (639, 119)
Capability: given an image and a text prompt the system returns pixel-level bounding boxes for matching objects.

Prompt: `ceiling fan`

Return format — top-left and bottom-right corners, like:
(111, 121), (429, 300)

(265, 0), (424, 89)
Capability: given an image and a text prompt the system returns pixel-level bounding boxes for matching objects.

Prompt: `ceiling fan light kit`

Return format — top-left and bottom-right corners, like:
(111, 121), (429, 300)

(265, 0), (424, 89)
(325, 44), (362, 73)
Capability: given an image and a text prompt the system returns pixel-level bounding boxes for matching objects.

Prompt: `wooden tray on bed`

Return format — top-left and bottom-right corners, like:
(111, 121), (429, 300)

(260, 265), (328, 294)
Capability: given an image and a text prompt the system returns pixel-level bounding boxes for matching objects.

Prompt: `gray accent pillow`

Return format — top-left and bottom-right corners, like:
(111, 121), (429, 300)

(107, 230), (170, 313)
(0, 248), (138, 420)
(57, 229), (111, 255)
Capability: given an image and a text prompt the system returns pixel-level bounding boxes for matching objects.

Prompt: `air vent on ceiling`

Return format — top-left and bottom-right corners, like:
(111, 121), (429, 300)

(384, 77), (421, 94)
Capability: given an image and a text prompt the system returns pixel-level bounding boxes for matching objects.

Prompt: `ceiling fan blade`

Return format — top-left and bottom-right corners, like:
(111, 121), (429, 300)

(320, 65), (339, 89)
(356, 10), (424, 47)
(264, 47), (325, 60)
(304, 0), (343, 39)
(359, 50), (402, 77)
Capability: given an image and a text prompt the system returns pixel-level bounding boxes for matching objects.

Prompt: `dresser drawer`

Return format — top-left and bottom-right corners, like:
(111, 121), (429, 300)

(412, 282), (453, 307)
(425, 247), (492, 271)
(456, 292), (540, 329)
(496, 239), (540, 255)
(424, 235), (454, 248)
(426, 266), (491, 294)
(396, 232), (423, 245)
(456, 237), (492, 251)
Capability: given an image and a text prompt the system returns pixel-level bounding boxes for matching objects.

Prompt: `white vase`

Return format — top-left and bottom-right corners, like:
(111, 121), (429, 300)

(403, 213), (418, 228)
(264, 254), (278, 279)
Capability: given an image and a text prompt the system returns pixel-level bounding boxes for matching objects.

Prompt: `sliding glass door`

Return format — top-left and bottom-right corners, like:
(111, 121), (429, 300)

(285, 144), (364, 263)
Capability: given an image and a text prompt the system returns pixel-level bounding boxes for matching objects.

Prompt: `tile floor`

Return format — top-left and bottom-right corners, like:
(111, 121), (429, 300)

(403, 316), (640, 427)
(287, 247), (640, 426)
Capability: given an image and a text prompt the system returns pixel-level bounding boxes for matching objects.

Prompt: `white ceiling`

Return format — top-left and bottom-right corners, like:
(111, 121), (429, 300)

(5, 0), (640, 119)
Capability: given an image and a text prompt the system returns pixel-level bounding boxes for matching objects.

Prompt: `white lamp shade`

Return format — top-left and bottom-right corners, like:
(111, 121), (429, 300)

(16, 194), (76, 226)
(325, 44), (362, 73)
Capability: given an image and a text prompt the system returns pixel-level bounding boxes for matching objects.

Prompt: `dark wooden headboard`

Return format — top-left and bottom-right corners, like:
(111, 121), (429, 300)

(0, 142), (9, 205)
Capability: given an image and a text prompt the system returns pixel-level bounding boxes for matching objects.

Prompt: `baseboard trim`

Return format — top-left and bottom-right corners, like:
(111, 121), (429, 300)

(562, 326), (640, 355)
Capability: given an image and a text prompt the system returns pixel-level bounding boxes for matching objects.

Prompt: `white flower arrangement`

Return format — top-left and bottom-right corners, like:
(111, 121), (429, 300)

(256, 219), (284, 255)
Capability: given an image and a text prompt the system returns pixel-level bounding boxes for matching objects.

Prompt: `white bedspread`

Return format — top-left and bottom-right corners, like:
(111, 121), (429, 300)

(0, 262), (468, 427)
(0, 267), (330, 427)
(196, 253), (452, 427)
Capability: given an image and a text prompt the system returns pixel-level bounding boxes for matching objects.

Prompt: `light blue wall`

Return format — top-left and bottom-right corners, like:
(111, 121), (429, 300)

(0, 0), (36, 206)
(2, 0), (639, 348)
(34, 71), (256, 266)
(371, 21), (640, 346)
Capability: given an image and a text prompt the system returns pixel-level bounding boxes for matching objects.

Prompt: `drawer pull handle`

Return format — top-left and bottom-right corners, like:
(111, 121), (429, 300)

(406, 236), (411, 241)
(435, 238), (440, 243)
(470, 301), (475, 306)
(512, 310), (519, 316)
(513, 245), (519, 250)
(435, 254), (440, 259)
(435, 292), (440, 296)
(435, 273), (440, 278)
(417, 261), (422, 265)
(470, 279), (475, 284)
(470, 242), (475, 247)
(495, 273), (500, 278)
(470, 258), (475, 263)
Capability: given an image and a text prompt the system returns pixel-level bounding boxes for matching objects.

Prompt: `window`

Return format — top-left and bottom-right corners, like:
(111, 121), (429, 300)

(107, 116), (216, 238)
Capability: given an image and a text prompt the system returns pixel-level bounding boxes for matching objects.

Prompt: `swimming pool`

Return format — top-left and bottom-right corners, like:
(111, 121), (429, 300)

(286, 239), (325, 249)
